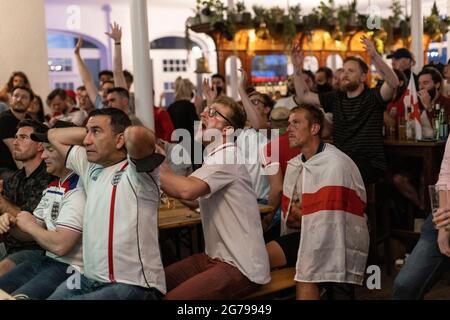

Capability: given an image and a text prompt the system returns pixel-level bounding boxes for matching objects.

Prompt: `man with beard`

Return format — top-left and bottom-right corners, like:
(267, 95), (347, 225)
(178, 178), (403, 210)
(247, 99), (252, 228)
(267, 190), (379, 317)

(315, 67), (333, 94)
(0, 120), (53, 276)
(417, 67), (450, 126)
(387, 48), (418, 88)
(0, 87), (34, 180)
(291, 37), (399, 184)
(274, 72), (316, 110)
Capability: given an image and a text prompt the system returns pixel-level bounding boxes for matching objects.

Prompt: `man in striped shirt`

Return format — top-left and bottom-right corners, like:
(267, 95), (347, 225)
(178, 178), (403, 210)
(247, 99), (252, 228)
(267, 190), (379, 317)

(291, 37), (399, 184)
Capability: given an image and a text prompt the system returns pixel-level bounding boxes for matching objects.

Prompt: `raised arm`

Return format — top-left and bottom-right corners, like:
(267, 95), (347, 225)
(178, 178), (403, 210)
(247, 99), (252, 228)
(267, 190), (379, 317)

(74, 37), (99, 106)
(361, 37), (399, 101)
(291, 44), (320, 106)
(105, 22), (127, 90)
(237, 68), (269, 130)
(202, 79), (218, 108)
(48, 126), (87, 159)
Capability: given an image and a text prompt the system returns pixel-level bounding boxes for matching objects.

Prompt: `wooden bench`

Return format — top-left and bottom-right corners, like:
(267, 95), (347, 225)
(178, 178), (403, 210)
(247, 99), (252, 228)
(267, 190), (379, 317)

(244, 267), (296, 300)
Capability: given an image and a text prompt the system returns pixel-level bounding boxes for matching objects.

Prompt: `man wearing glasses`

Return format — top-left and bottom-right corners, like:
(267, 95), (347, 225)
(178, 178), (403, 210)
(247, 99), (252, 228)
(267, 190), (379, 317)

(158, 96), (271, 300)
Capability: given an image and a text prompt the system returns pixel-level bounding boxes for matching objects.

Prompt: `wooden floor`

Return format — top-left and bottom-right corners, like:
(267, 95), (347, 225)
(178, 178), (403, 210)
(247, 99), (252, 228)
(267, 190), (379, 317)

(354, 268), (450, 300)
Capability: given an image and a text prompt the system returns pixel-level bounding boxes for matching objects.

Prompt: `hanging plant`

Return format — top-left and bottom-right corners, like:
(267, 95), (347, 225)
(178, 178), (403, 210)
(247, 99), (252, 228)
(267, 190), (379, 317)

(266, 6), (285, 37)
(389, 0), (403, 28)
(316, 0), (335, 32)
(289, 4), (302, 26)
(283, 14), (297, 50)
(423, 1), (450, 41)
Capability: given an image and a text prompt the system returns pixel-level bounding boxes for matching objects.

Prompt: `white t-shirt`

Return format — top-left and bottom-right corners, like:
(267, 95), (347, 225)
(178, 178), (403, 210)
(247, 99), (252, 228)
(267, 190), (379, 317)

(236, 128), (271, 201)
(33, 171), (85, 271)
(66, 146), (166, 293)
(191, 143), (271, 285)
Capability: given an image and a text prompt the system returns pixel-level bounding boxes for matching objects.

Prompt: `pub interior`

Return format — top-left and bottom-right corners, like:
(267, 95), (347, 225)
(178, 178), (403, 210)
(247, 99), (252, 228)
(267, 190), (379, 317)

(0, 0), (449, 301)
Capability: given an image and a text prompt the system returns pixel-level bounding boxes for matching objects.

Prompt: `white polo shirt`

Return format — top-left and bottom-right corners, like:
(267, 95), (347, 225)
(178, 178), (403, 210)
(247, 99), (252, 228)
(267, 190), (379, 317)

(236, 128), (271, 201)
(66, 146), (166, 294)
(191, 142), (271, 285)
(33, 171), (85, 271)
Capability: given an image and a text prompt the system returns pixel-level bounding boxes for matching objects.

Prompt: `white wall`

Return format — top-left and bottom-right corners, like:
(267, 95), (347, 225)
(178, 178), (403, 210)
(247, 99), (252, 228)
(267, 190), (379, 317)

(43, 1), (217, 101)
(0, 0), (50, 102)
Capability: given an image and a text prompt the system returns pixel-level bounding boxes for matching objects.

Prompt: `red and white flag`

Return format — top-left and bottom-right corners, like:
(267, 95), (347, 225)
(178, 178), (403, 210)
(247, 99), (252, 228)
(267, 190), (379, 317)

(403, 77), (423, 140)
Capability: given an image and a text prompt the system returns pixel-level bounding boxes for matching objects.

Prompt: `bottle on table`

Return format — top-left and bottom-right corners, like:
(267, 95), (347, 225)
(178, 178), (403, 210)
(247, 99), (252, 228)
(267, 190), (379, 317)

(434, 103), (441, 140)
(439, 108), (448, 140)
(406, 106), (415, 141)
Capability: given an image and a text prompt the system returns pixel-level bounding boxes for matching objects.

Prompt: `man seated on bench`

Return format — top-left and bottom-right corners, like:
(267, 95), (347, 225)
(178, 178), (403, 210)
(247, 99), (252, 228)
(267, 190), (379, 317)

(279, 105), (369, 300)
(158, 96), (271, 300)
(0, 121), (85, 299)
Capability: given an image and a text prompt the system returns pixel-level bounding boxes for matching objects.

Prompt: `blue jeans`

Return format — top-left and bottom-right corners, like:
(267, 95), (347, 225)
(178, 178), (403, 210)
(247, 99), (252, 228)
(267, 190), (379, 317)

(0, 254), (73, 299)
(47, 274), (163, 300)
(392, 214), (450, 299)
(5, 249), (43, 265)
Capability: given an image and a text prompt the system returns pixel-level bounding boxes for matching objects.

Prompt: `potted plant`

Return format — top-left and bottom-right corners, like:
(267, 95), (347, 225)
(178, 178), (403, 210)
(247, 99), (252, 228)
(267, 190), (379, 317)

(252, 5), (267, 25)
(424, 2), (441, 38)
(338, 0), (359, 30)
(267, 6), (285, 36)
(233, 1), (245, 23)
(389, 0), (404, 29)
(282, 16), (297, 49)
(316, 0), (335, 32)
(289, 4), (302, 25)
(194, 0), (215, 24)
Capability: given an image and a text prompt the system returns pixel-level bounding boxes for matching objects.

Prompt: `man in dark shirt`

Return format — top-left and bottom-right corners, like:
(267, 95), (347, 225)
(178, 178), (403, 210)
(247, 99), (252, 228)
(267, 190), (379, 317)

(0, 86), (33, 181)
(0, 120), (53, 276)
(291, 37), (399, 184)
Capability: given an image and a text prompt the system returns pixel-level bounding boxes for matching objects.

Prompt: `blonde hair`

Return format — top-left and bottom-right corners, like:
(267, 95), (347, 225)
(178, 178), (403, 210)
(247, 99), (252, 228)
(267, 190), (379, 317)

(175, 77), (195, 101)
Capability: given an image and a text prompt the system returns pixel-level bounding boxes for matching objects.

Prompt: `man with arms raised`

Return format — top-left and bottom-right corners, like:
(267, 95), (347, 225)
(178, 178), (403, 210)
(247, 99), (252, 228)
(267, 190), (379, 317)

(47, 108), (165, 300)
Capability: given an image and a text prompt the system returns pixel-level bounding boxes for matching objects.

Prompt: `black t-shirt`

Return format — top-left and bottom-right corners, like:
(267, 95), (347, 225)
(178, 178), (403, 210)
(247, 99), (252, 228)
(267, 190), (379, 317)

(319, 87), (388, 171)
(0, 110), (20, 171)
(167, 100), (199, 141)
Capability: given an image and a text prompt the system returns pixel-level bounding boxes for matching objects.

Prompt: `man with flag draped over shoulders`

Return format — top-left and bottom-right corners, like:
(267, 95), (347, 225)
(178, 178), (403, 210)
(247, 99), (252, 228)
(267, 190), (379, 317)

(284, 104), (369, 300)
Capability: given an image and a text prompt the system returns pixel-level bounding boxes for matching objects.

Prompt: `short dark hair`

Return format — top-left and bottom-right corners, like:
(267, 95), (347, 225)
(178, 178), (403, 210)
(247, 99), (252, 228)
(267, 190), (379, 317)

(98, 70), (114, 80)
(47, 88), (67, 105)
(344, 56), (369, 74)
(290, 104), (324, 136)
(213, 96), (246, 130)
(31, 95), (45, 123)
(17, 119), (49, 134)
(88, 108), (132, 134)
(7, 71), (31, 93)
(211, 73), (226, 83)
(423, 62), (445, 78)
(107, 87), (130, 99)
(418, 67), (443, 85)
(123, 70), (134, 84)
(317, 67), (333, 80)
(77, 86), (86, 91)
(12, 86), (34, 101)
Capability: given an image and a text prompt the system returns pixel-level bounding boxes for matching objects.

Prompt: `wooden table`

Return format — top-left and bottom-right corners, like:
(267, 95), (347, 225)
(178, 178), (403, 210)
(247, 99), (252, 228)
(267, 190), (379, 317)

(383, 139), (446, 252)
(384, 139), (446, 212)
(158, 208), (201, 230)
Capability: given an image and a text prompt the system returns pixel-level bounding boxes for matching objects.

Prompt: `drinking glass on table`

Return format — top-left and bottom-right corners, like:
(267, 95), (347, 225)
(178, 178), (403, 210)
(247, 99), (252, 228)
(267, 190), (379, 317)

(429, 184), (449, 229)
